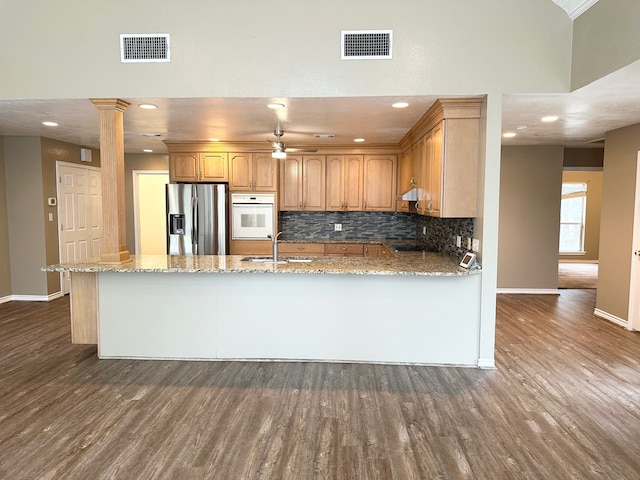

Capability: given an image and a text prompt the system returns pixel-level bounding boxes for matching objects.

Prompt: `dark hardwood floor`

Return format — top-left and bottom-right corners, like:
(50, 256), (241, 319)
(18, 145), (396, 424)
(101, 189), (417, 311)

(1, 291), (639, 479)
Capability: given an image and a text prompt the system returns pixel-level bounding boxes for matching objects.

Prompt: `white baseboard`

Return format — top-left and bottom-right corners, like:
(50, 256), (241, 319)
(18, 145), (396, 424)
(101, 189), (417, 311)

(496, 288), (560, 295)
(1, 291), (64, 303)
(477, 358), (496, 369)
(593, 308), (628, 328)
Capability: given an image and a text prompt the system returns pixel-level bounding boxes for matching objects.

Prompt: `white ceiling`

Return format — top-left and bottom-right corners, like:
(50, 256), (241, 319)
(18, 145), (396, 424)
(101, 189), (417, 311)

(2, 0), (638, 155)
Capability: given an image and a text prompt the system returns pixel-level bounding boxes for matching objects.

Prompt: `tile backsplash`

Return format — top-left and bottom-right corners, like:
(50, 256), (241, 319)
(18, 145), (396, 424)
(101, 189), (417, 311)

(279, 211), (475, 258)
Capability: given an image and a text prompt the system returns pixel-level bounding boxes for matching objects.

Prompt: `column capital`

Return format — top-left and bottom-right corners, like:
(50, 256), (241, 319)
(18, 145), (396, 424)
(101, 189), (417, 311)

(90, 98), (131, 112)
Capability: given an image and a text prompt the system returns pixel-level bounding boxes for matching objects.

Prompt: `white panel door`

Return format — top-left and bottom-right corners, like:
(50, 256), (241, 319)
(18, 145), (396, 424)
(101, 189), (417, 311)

(57, 163), (102, 294)
(628, 152), (640, 331)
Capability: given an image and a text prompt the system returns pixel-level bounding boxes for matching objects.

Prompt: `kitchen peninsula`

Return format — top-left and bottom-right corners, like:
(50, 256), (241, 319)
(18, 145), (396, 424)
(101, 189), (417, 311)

(46, 248), (483, 367)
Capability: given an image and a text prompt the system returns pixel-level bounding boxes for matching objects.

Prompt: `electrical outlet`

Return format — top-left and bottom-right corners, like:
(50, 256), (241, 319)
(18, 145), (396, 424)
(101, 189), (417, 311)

(456, 236), (461, 248)
(467, 237), (472, 250)
(334, 223), (342, 232)
(422, 226), (426, 235)
(472, 238), (480, 252)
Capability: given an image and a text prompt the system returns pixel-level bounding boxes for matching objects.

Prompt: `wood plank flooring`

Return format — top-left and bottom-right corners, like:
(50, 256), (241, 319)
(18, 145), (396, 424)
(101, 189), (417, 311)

(558, 262), (598, 289)
(1, 291), (639, 479)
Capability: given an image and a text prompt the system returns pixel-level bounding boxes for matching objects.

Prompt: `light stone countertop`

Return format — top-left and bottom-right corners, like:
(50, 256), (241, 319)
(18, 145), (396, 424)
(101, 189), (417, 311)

(43, 251), (480, 277)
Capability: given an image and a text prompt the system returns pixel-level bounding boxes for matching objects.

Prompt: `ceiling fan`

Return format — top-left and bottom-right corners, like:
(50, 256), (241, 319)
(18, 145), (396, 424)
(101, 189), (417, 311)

(268, 126), (317, 159)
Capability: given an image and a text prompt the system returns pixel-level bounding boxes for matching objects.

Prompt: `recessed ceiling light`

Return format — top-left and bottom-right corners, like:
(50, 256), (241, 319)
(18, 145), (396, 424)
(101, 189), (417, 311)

(503, 132), (517, 138)
(139, 103), (157, 110)
(314, 133), (335, 138)
(392, 102), (409, 109)
(143, 149), (153, 153)
(140, 132), (162, 137)
(208, 138), (220, 142)
(42, 121), (58, 127)
(267, 103), (285, 110)
(541, 115), (558, 122)
(516, 126), (528, 130)
(354, 138), (365, 143)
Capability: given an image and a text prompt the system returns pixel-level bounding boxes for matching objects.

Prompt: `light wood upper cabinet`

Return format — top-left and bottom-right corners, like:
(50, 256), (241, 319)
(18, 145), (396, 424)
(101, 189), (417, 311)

(326, 155), (363, 211)
(400, 98), (481, 218)
(363, 154), (397, 211)
(280, 155), (326, 210)
(170, 152), (228, 182)
(421, 119), (478, 218)
(229, 153), (278, 191)
(169, 153), (199, 182)
(280, 155), (303, 210)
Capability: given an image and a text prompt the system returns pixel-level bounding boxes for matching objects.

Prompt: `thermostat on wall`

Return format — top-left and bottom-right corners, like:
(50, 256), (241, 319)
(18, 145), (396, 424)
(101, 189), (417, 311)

(459, 252), (476, 269)
(47, 197), (57, 206)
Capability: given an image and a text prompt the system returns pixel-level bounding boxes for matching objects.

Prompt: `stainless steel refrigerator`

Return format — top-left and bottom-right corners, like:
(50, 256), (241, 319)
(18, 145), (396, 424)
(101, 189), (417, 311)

(166, 183), (229, 255)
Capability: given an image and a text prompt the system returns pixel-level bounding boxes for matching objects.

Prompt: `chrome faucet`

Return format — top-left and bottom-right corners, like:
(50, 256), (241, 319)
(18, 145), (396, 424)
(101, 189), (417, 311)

(268, 232), (283, 262)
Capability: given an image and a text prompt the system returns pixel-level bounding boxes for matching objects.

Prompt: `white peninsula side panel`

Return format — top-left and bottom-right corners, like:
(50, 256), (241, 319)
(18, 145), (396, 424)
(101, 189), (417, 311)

(98, 272), (482, 366)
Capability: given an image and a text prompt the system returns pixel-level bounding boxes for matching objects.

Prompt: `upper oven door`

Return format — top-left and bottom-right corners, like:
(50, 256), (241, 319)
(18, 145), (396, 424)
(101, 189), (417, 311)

(231, 203), (274, 240)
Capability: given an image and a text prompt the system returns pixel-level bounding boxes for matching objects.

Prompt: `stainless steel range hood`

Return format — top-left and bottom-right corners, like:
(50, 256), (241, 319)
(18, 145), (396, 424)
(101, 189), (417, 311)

(401, 188), (419, 201)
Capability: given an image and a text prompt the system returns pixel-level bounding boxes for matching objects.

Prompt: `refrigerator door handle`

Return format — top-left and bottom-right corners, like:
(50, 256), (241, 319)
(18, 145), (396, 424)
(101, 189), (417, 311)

(192, 193), (198, 254)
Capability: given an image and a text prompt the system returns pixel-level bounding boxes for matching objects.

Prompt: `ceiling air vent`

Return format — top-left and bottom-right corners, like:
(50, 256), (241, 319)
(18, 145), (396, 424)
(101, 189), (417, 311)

(341, 30), (392, 60)
(120, 34), (170, 63)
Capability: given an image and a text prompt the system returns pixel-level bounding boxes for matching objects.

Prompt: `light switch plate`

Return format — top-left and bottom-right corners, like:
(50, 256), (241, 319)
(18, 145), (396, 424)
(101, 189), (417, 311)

(472, 238), (480, 252)
(334, 223), (342, 231)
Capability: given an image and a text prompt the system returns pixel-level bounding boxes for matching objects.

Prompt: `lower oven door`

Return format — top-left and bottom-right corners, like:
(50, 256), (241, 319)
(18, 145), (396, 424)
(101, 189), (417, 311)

(232, 203), (274, 240)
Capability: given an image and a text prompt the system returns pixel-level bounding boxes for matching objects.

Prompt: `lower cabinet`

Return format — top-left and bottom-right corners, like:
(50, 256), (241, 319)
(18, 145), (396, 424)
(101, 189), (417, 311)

(278, 243), (325, 257)
(324, 243), (365, 257)
(233, 240), (391, 257)
(364, 244), (392, 257)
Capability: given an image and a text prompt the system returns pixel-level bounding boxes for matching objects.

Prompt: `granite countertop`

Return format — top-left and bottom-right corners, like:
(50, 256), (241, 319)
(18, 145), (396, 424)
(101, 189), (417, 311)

(43, 251), (480, 277)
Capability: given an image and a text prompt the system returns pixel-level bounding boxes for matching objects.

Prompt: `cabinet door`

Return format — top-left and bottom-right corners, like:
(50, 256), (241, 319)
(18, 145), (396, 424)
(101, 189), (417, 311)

(280, 155), (303, 210)
(169, 153), (199, 182)
(302, 155), (326, 211)
(229, 153), (253, 190)
(200, 153), (228, 182)
(253, 153), (278, 191)
(326, 155), (345, 211)
(363, 155), (397, 211)
(397, 150), (413, 212)
(429, 123), (443, 217)
(420, 134), (433, 216)
(344, 155), (363, 210)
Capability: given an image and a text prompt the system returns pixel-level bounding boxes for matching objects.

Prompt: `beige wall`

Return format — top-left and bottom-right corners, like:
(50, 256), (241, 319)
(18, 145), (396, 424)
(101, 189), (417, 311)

(124, 154), (169, 253)
(596, 123), (640, 321)
(0, 0), (571, 99)
(4, 137), (48, 296)
(498, 146), (564, 290)
(559, 171), (602, 262)
(0, 136), (11, 298)
(572, 0), (640, 90)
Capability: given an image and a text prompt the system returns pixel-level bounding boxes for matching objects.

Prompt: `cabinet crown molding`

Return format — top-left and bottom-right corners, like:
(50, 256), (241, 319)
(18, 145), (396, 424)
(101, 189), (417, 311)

(399, 97), (484, 151)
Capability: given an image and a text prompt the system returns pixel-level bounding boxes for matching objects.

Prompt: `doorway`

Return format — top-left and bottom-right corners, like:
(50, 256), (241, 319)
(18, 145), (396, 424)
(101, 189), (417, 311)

(57, 162), (102, 294)
(133, 170), (169, 254)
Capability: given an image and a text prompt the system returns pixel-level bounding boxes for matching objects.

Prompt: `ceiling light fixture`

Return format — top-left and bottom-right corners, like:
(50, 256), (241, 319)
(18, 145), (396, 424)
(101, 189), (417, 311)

(541, 115), (558, 122)
(392, 102), (409, 109)
(314, 133), (335, 138)
(139, 103), (157, 110)
(272, 149), (286, 159)
(143, 149), (153, 153)
(267, 103), (285, 110)
(354, 138), (365, 143)
(503, 132), (517, 138)
(42, 121), (58, 127)
(208, 138), (220, 142)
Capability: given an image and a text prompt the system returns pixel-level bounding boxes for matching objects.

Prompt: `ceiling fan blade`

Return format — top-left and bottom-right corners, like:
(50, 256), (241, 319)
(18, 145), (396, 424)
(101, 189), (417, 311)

(285, 147), (318, 153)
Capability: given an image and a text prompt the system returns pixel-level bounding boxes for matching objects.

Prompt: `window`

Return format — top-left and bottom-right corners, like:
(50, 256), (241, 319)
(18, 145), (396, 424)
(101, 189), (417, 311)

(559, 182), (587, 254)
